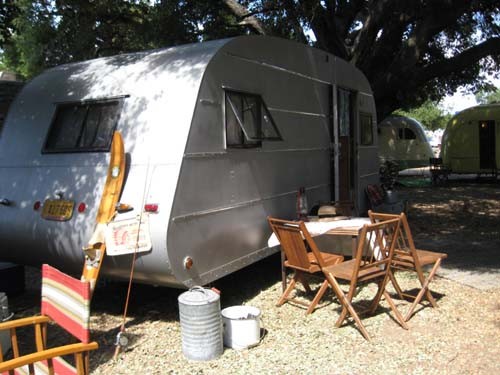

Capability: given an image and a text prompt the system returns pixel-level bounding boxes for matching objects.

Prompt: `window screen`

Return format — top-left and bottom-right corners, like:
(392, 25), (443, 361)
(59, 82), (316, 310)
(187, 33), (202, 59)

(360, 113), (373, 145)
(43, 100), (122, 153)
(225, 90), (281, 148)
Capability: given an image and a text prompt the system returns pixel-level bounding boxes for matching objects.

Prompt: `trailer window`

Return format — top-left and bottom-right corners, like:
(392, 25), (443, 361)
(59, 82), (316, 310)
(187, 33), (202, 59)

(360, 113), (373, 145)
(398, 128), (416, 140)
(338, 88), (353, 137)
(43, 100), (121, 153)
(225, 90), (281, 148)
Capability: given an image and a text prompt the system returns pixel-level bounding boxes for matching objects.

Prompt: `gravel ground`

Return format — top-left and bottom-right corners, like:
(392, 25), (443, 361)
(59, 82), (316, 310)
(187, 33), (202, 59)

(5, 181), (500, 374)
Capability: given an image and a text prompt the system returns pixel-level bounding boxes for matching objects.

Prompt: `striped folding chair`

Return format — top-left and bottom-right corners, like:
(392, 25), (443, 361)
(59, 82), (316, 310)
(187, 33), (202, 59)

(0, 264), (98, 375)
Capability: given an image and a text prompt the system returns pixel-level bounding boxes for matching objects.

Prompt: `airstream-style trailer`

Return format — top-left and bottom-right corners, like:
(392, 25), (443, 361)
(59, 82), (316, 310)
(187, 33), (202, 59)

(0, 36), (379, 288)
(441, 103), (500, 175)
(377, 115), (433, 170)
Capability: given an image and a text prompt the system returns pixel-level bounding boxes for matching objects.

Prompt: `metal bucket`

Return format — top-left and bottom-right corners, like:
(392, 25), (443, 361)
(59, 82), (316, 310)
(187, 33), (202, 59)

(178, 286), (223, 361)
(221, 305), (261, 350)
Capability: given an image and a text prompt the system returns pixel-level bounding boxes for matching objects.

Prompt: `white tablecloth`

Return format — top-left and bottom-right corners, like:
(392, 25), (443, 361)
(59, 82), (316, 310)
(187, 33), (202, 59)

(267, 217), (371, 248)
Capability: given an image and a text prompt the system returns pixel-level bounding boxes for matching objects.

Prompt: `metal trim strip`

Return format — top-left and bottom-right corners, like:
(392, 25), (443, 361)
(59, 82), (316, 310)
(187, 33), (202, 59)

(171, 183), (330, 222)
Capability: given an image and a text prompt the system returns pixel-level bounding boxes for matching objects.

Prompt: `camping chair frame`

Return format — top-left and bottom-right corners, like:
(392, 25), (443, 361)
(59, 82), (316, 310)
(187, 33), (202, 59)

(0, 264), (98, 375)
(268, 217), (344, 315)
(368, 210), (448, 321)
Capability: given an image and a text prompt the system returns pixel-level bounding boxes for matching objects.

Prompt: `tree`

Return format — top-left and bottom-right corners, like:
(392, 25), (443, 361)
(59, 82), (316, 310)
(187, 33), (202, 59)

(475, 87), (500, 104)
(394, 101), (451, 131)
(220, 1), (500, 120)
(0, 1), (213, 77)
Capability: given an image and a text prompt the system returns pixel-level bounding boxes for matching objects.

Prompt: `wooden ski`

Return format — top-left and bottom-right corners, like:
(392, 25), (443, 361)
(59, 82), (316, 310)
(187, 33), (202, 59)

(82, 131), (126, 292)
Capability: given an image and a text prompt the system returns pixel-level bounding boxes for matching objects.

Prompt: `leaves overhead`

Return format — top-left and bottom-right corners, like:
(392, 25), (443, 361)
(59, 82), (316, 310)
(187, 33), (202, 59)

(1, 1), (498, 119)
(219, 1), (500, 119)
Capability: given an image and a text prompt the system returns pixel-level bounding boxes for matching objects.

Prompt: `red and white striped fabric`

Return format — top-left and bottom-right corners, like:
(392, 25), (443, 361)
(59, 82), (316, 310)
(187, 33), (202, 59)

(41, 264), (91, 343)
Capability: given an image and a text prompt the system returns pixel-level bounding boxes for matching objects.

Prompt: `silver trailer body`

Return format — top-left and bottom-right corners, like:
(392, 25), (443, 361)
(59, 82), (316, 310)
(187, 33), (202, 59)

(0, 36), (378, 288)
(378, 115), (433, 170)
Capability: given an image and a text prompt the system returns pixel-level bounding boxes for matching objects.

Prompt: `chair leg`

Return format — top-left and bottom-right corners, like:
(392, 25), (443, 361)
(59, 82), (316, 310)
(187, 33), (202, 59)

(306, 280), (329, 315)
(276, 274), (298, 307)
(417, 260), (442, 308)
(296, 271), (313, 293)
(383, 290), (409, 330)
(326, 275), (370, 341)
(76, 352), (85, 374)
(368, 279), (387, 315)
(388, 270), (405, 300)
(405, 259), (442, 321)
(368, 277), (408, 330)
(281, 251), (286, 292)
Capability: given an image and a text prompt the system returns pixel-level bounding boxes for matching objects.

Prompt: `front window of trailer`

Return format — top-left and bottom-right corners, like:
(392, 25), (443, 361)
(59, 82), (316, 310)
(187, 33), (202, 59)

(43, 99), (123, 153)
(225, 90), (281, 148)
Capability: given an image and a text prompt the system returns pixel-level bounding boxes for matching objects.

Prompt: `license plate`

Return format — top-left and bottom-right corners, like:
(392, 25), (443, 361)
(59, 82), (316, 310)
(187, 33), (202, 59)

(41, 199), (75, 221)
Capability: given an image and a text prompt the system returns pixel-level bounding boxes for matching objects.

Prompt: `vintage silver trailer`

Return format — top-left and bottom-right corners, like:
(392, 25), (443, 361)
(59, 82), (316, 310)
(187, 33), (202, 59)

(378, 115), (434, 170)
(441, 103), (500, 175)
(0, 36), (378, 288)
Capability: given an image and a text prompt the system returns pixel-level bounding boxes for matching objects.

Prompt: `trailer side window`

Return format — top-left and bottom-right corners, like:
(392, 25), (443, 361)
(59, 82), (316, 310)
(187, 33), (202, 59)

(225, 90), (281, 148)
(398, 128), (416, 140)
(43, 99), (121, 153)
(360, 113), (374, 145)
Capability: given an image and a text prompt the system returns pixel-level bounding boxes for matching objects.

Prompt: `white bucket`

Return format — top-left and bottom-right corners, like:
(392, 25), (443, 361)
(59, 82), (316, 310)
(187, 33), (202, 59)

(221, 306), (261, 350)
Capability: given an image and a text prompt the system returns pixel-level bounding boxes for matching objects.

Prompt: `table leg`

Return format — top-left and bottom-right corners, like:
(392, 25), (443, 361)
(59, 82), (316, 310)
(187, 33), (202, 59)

(351, 235), (357, 259)
(281, 250), (286, 292)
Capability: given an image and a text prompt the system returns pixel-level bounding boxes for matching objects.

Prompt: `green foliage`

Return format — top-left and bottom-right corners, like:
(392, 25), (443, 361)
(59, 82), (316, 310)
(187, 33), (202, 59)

(0, 0), (229, 78)
(475, 87), (500, 104)
(394, 101), (452, 131)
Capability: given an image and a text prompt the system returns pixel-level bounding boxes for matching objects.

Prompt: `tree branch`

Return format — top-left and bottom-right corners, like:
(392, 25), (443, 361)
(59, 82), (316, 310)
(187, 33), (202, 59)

(222, 0), (267, 35)
(281, 0), (308, 44)
(299, 0), (348, 58)
(419, 37), (500, 82)
(374, 37), (500, 119)
(350, 0), (398, 65)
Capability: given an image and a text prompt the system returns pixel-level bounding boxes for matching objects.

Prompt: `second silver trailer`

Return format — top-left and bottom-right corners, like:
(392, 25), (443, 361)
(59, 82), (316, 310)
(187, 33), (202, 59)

(0, 36), (379, 288)
(377, 115), (434, 170)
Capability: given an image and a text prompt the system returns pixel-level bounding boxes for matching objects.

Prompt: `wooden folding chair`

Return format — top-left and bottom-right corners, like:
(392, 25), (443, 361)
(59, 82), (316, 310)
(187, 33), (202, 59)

(268, 217), (344, 315)
(368, 210), (448, 321)
(0, 264), (98, 375)
(322, 218), (409, 341)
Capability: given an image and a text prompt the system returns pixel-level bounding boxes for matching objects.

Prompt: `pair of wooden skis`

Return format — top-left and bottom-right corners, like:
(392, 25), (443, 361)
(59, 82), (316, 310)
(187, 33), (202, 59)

(82, 131), (126, 291)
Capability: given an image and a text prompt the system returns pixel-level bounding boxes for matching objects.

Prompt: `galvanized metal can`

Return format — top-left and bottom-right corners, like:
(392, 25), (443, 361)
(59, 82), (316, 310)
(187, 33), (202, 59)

(178, 286), (223, 361)
(0, 292), (12, 355)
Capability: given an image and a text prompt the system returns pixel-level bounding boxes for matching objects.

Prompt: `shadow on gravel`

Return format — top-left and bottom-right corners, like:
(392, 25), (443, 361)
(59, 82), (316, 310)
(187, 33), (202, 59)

(398, 180), (500, 276)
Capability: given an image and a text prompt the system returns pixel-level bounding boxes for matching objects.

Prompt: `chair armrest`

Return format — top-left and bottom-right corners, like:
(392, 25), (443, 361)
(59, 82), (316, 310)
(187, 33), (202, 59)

(0, 341), (98, 372)
(0, 315), (50, 330)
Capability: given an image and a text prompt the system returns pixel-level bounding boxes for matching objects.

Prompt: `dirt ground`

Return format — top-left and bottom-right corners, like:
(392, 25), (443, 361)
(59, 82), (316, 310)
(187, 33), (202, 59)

(3, 178), (500, 374)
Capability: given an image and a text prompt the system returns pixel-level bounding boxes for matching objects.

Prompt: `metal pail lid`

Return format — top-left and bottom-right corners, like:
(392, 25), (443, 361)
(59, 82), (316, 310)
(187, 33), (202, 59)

(178, 286), (220, 306)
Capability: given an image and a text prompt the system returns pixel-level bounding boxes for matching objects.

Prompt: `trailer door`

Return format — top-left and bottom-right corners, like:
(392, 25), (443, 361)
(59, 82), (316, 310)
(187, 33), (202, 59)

(479, 120), (496, 169)
(337, 87), (355, 201)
